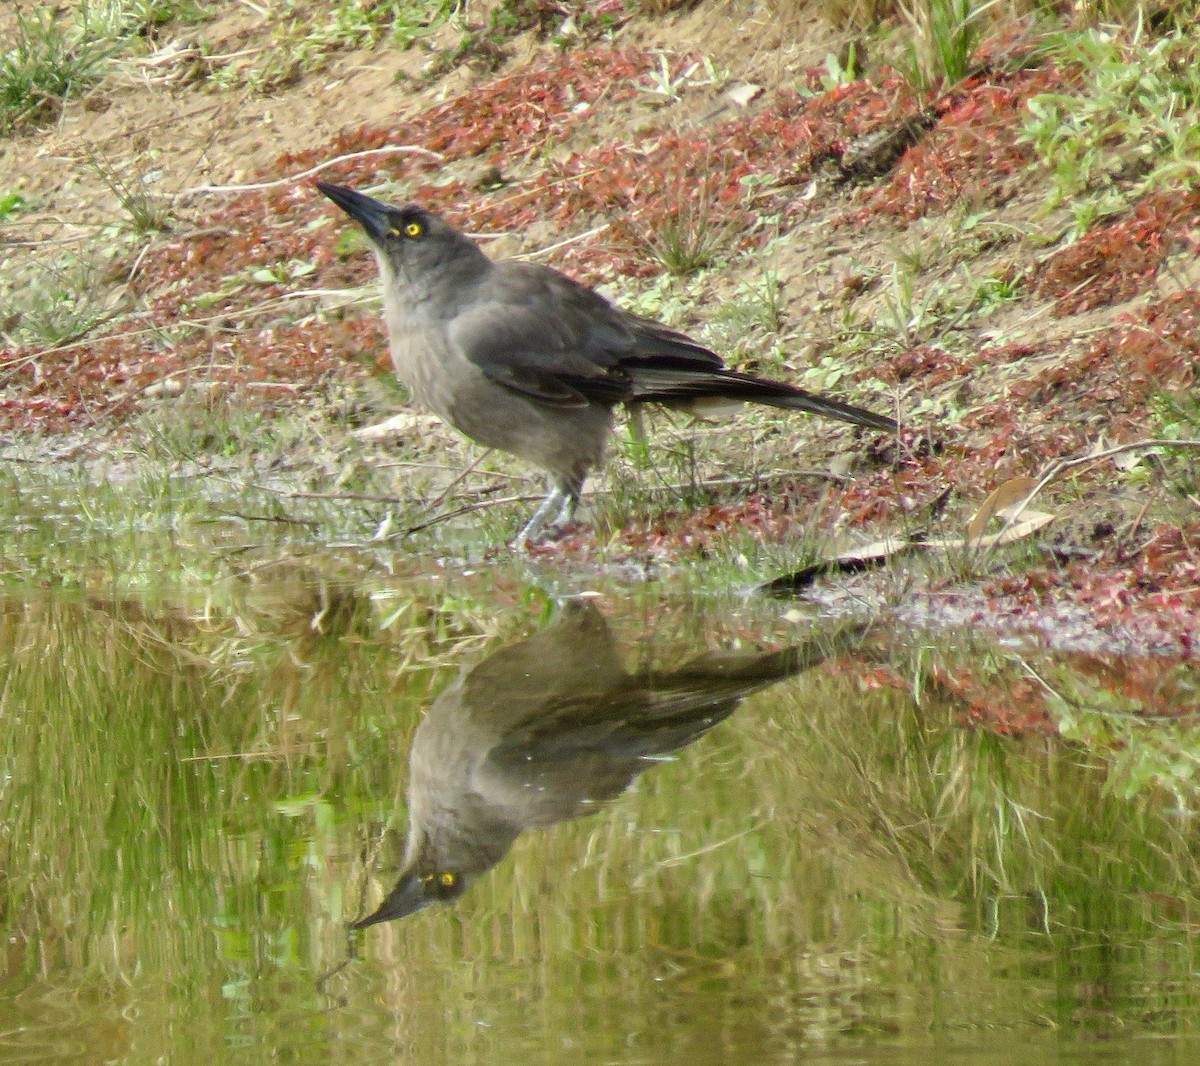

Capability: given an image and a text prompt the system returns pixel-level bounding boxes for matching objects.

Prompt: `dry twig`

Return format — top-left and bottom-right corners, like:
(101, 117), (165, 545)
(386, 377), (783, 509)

(996, 438), (1200, 544)
(185, 147), (443, 196)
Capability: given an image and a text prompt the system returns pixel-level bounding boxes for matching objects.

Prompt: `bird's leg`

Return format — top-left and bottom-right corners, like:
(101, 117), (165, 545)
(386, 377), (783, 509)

(515, 481), (566, 549)
(514, 476), (583, 549)
(551, 477), (582, 529)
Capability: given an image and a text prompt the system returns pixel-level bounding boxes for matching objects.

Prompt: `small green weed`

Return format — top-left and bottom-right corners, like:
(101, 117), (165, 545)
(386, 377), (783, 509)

(799, 45), (863, 97)
(421, 0), (543, 81)
(647, 219), (724, 276)
(878, 264), (955, 346)
(209, 0), (455, 91)
(250, 259), (318, 286)
(298, 0), (438, 50)
(138, 0), (213, 29)
(638, 52), (726, 104)
(1151, 391), (1200, 496)
(87, 0), (213, 36)
(1, 255), (117, 347)
(644, 196), (735, 277)
(0, 193), (27, 221)
(1021, 27), (1200, 230)
(898, 0), (994, 94)
(85, 149), (174, 235)
(970, 271), (1022, 314)
(705, 272), (787, 360)
(0, 2), (210, 131)
(0, 9), (117, 131)
(602, 273), (693, 326)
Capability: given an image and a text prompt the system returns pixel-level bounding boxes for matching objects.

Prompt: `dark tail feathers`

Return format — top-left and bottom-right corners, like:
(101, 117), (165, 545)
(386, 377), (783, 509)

(628, 368), (897, 432)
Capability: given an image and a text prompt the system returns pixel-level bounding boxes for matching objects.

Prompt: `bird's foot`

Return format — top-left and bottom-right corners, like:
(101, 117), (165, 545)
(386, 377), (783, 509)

(513, 519), (586, 552)
(514, 483), (582, 551)
(546, 518), (587, 542)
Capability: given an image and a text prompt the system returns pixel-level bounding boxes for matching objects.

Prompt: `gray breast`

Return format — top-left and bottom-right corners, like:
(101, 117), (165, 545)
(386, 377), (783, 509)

(385, 314), (613, 482)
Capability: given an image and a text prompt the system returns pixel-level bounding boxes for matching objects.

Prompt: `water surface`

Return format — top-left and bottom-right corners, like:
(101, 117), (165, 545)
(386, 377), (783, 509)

(2, 577), (1198, 1064)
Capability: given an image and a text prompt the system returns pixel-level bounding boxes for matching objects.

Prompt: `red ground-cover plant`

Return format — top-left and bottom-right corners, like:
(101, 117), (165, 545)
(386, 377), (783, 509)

(0, 316), (376, 432)
(977, 340), (1057, 367)
(853, 69), (1058, 223)
(833, 452), (951, 525)
(929, 664), (1058, 735)
(408, 47), (656, 160)
(264, 47), (657, 179)
(134, 48), (662, 300)
(412, 77), (921, 280)
(958, 290), (1200, 474)
(976, 522), (1200, 648)
(735, 76), (916, 181)
(876, 344), (969, 387)
(619, 492), (802, 555)
(822, 640), (1196, 735)
(0, 396), (91, 434)
(492, 76), (932, 278)
(1036, 191), (1200, 316)
(526, 492), (787, 559)
(1023, 290), (1199, 404)
(126, 59), (1059, 349)
(1059, 650), (1200, 717)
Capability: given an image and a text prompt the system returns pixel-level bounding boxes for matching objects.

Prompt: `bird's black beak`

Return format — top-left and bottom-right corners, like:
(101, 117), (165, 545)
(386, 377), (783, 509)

(352, 871), (435, 929)
(316, 182), (391, 243)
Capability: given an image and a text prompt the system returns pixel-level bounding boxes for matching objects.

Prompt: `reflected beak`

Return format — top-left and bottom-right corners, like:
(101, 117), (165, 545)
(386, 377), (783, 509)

(352, 872), (434, 929)
(316, 182), (391, 243)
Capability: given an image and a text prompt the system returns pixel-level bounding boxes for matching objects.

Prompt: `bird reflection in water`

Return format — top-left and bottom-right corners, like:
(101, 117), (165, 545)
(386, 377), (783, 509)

(353, 600), (862, 928)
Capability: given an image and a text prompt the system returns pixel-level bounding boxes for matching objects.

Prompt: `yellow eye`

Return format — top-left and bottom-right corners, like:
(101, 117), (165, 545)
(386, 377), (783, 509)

(438, 872), (457, 887)
(404, 220), (423, 238)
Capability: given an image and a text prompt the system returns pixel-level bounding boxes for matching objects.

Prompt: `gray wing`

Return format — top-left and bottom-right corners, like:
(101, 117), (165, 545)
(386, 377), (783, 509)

(449, 261), (896, 432)
(447, 261), (724, 408)
(487, 690), (737, 767)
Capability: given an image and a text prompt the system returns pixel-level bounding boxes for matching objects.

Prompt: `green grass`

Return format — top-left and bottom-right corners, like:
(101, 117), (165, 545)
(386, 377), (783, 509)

(0, 2), (215, 132)
(0, 9), (117, 131)
(0, 192), (27, 220)
(0, 253), (118, 347)
(899, 0), (993, 94)
(644, 205), (734, 277)
(85, 148), (175, 234)
(206, 0), (457, 92)
(1148, 390), (1200, 499)
(703, 271), (787, 362)
(1021, 24), (1200, 232)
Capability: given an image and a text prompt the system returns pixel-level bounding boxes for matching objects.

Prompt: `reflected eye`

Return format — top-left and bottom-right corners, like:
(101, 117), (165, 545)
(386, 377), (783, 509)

(420, 870), (460, 898)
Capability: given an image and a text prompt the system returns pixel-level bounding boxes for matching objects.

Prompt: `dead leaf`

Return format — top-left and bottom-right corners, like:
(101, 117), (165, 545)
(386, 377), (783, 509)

(759, 535), (920, 594)
(965, 476), (1040, 544)
(924, 508), (1055, 549)
(352, 412), (443, 440)
(1112, 449), (1148, 471)
(760, 486), (1055, 596)
(725, 83), (762, 108)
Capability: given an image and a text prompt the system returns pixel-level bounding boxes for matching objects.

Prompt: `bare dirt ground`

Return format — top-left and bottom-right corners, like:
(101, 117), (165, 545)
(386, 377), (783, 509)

(2, 0), (1200, 676)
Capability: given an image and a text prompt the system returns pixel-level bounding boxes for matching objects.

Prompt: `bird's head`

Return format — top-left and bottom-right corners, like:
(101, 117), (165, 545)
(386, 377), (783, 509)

(352, 860), (471, 929)
(316, 182), (488, 293)
(351, 810), (515, 929)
